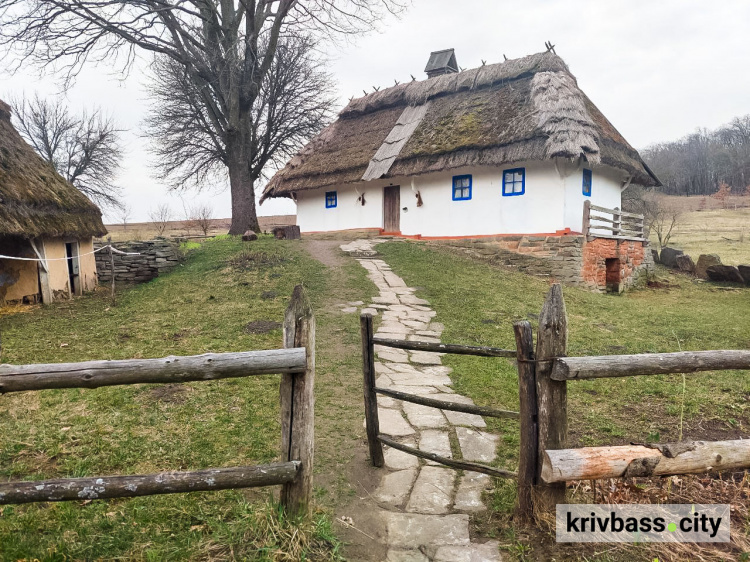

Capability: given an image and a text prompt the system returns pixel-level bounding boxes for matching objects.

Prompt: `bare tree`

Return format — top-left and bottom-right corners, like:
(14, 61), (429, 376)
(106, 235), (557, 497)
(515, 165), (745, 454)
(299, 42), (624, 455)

(642, 193), (681, 251)
(9, 94), (123, 209)
(190, 204), (214, 236)
(144, 34), (334, 206)
(148, 203), (172, 237)
(118, 204), (132, 230)
(0, 0), (404, 234)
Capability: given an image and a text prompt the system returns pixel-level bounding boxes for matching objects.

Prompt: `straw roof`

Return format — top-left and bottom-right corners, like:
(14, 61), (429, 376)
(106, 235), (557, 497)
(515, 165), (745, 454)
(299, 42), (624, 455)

(262, 52), (659, 201)
(0, 99), (106, 239)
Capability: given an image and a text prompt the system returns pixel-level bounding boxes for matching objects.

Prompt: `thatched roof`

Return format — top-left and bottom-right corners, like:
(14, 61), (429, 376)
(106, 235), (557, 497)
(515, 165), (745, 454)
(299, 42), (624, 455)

(0, 99), (106, 239)
(262, 52), (659, 201)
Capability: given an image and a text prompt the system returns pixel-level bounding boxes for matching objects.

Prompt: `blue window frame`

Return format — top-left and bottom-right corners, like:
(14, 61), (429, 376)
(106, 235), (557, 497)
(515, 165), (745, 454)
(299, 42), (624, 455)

(582, 168), (592, 197)
(325, 191), (337, 208)
(452, 174), (472, 201)
(502, 168), (525, 196)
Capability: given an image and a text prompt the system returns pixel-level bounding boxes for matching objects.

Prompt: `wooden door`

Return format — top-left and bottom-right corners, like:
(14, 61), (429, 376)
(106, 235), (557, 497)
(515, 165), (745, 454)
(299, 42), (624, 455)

(383, 186), (400, 233)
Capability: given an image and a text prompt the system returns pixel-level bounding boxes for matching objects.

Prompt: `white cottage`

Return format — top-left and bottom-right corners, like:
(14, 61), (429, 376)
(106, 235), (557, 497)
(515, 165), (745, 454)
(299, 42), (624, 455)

(262, 50), (659, 243)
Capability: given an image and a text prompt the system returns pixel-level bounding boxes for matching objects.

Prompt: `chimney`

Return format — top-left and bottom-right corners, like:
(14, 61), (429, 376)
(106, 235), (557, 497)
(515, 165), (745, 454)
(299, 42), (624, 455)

(424, 48), (459, 79)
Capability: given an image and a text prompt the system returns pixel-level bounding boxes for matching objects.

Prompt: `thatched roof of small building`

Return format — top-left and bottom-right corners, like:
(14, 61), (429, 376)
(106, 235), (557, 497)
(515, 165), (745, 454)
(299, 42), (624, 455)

(262, 52), (659, 201)
(0, 99), (106, 239)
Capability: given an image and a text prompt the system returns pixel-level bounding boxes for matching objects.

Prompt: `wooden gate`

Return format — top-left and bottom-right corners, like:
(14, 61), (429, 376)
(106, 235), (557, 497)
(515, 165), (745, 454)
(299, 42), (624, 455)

(383, 185), (400, 233)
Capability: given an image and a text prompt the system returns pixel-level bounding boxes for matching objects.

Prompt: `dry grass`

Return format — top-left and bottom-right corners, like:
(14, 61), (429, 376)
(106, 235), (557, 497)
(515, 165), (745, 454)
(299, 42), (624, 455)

(101, 215), (296, 243)
(650, 199), (750, 264)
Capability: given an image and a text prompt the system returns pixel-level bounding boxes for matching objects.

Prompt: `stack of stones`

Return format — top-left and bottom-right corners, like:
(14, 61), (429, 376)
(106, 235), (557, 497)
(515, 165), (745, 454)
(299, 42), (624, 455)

(95, 240), (183, 284)
(657, 247), (750, 285)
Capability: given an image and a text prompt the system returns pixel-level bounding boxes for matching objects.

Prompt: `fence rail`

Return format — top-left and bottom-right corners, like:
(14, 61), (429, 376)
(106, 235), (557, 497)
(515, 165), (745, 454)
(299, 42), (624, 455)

(0, 348), (307, 393)
(582, 200), (646, 242)
(362, 282), (750, 524)
(551, 350), (750, 380)
(0, 285), (315, 518)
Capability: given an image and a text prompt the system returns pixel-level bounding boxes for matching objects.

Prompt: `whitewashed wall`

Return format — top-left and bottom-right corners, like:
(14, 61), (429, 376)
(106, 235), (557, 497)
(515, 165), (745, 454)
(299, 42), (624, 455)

(296, 184), (383, 232)
(295, 160), (628, 237)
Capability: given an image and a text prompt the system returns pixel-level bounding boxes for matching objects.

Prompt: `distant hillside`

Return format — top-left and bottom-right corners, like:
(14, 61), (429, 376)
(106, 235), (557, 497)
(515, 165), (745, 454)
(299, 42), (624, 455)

(642, 115), (750, 196)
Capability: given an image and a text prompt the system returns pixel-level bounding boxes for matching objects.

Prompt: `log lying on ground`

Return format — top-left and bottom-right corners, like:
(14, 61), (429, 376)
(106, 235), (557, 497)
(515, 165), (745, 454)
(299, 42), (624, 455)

(0, 348), (307, 393)
(541, 440), (750, 483)
(0, 462), (300, 504)
(551, 350), (750, 381)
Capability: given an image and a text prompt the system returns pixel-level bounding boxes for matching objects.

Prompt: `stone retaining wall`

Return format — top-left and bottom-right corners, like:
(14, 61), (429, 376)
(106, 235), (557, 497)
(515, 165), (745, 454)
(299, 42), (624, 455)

(95, 240), (183, 284)
(435, 235), (653, 293)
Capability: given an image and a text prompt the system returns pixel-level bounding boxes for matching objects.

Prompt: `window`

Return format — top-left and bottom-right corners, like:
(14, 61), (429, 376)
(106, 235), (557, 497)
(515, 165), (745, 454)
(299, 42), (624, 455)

(502, 168), (525, 196)
(325, 191), (337, 208)
(582, 168), (592, 197)
(452, 174), (472, 200)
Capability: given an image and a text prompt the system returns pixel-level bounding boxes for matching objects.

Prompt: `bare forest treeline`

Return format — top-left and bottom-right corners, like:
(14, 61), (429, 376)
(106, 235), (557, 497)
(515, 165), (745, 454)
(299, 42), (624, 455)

(642, 115), (750, 196)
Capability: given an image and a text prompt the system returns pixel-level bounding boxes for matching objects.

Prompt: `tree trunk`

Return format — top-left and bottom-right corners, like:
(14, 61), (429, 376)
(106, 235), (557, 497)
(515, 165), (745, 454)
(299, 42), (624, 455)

(227, 137), (260, 235)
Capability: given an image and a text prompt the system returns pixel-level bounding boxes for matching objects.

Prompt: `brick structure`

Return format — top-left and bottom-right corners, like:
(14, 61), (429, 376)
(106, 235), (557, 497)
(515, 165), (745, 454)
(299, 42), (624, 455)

(580, 237), (651, 292)
(436, 234), (653, 293)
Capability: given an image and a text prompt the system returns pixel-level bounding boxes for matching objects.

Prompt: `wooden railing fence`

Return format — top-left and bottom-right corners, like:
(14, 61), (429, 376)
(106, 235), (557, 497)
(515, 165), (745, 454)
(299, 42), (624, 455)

(582, 200), (646, 242)
(0, 285), (315, 517)
(362, 283), (750, 523)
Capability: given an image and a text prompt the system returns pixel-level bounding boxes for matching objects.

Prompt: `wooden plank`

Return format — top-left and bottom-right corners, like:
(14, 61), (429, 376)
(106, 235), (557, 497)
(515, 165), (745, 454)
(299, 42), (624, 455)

(541, 440), (750, 483)
(589, 225), (643, 237)
(372, 337), (516, 358)
(588, 233), (647, 243)
(534, 284), (568, 511)
(378, 435), (517, 479)
(513, 320), (537, 523)
(551, 350), (750, 381)
(588, 213), (617, 225)
(0, 462), (300, 505)
(0, 349), (306, 394)
(590, 204), (644, 220)
(374, 386), (519, 419)
(362, 314), (385, 466)
(280, 285), (316, 517)
(582, 200), (591, 237)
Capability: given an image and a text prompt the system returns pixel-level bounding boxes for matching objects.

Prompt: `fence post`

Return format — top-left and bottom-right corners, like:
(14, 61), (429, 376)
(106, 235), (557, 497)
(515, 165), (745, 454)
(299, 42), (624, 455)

(582, 200), (591, 241)
(108, 237), (116, 304)
(534, 284), (568, 513)
(280, 285), (315, 517)
(361, 313), (384, 467)
(514, 320), (536, 523)
(613, 206), (622, 237)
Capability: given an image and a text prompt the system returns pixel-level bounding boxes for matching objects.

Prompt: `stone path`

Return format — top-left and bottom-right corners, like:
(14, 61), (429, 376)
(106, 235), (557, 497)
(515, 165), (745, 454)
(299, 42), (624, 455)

(340, 239), (502, 562)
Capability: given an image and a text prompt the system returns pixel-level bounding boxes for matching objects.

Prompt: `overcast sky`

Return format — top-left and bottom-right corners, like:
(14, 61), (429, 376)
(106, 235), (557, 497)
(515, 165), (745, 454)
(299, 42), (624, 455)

(3, 0), (749, 223)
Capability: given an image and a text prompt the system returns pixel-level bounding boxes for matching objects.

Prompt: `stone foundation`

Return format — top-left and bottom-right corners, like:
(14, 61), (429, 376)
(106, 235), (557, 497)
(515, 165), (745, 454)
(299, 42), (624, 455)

(435, 235), (653, 293)
(95, 240), (183, 284)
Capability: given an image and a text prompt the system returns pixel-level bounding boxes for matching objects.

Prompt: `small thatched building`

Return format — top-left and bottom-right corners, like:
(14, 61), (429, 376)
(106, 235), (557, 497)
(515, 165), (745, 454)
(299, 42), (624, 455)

(262, 50), (659, 239)
(0, 99), (106, 305)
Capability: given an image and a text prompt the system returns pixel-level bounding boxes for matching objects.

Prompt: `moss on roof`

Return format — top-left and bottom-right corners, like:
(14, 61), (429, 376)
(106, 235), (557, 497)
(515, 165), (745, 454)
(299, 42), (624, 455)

(262, 52), (659, 201)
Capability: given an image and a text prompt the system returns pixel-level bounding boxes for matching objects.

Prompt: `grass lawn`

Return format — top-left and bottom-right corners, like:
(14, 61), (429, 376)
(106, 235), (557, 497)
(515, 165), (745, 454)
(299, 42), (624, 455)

(376, 241), (750, 560)
(0, 235), (375, 561)
(2, 234), (749, 560)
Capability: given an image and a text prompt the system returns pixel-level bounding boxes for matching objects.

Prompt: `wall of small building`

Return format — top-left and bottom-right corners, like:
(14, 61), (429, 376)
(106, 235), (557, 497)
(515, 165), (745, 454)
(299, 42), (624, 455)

(295, 160), (625, 238)
(77, 237), (98, 293)
(0, 259), (40, 303)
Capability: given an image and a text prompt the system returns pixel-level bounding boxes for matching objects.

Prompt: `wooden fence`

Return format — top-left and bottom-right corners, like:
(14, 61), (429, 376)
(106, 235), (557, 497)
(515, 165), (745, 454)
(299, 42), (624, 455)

(362, 284), (750, 523)
(582, 200), (646, 242)
(0, 285), (315, 517)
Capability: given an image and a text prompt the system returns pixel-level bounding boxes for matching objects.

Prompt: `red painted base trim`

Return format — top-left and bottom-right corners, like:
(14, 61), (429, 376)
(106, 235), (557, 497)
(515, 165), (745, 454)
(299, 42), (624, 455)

(301, 227), (580, 240)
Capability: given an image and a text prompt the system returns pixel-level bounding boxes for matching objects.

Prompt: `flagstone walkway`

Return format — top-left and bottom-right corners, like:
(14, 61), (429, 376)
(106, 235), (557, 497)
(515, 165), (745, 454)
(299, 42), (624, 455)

(339, 239), (502, 562)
